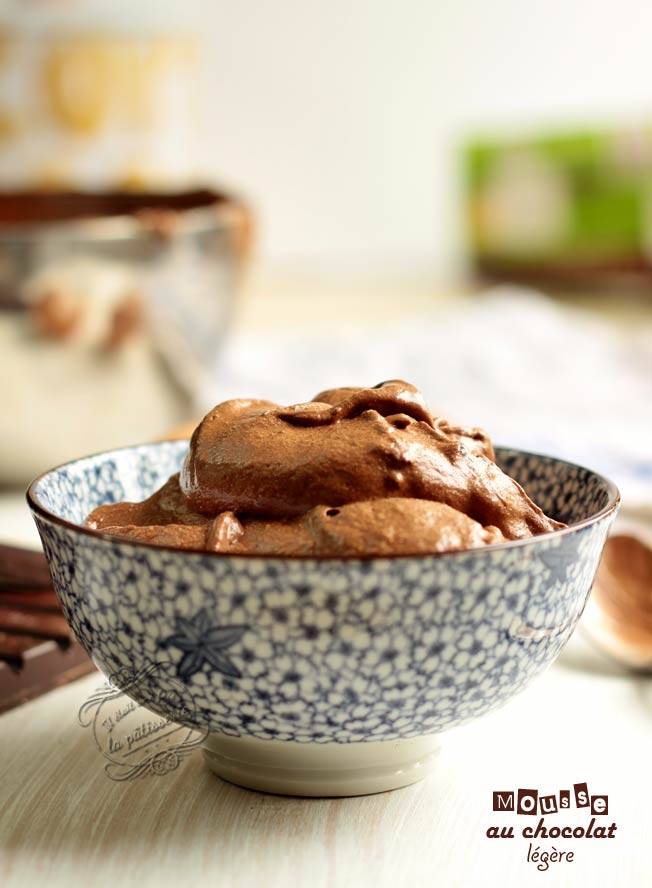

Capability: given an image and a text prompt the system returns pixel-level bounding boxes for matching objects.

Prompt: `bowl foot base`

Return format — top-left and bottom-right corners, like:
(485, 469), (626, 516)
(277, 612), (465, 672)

(202, 733), (440, 796)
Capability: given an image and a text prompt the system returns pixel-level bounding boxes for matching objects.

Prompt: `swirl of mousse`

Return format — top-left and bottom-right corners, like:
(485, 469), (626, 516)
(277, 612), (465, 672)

(179, 380), (563, 539)
(88, 498), (506, 556)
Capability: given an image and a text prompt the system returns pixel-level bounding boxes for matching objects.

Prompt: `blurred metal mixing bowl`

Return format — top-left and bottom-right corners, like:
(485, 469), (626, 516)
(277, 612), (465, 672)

(0, 189), (252, 485)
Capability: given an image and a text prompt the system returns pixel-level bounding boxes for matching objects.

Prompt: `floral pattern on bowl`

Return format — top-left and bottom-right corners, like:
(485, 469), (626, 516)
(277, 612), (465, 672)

(28, 441), (618, 750)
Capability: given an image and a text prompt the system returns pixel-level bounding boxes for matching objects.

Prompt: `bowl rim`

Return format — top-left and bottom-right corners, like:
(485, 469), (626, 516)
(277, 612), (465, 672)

(26, 440), (621, 563)
(0, 188), (247, 243)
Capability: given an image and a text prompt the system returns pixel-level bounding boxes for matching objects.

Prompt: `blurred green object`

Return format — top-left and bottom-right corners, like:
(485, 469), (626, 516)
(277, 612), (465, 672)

(464, 126), (652, 288)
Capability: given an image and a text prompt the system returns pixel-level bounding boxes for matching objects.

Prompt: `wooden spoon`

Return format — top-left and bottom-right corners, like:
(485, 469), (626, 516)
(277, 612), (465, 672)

(584, 534), (652, 671)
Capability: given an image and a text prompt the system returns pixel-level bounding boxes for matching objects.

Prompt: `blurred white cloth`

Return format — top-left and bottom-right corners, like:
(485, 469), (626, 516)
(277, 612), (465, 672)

(211, 287), (652, 514)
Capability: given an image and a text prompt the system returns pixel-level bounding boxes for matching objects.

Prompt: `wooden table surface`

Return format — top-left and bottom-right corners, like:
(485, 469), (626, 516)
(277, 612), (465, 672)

(0, 496), (650, 888)
(1, 278), (651, 887)
(1, 633), (650, 888)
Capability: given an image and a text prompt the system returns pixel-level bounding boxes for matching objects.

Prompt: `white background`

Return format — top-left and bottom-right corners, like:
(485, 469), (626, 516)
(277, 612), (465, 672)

(10, 0), (652, 271)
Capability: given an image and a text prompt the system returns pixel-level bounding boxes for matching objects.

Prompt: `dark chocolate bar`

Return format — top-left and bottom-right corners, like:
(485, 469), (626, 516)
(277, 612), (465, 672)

(0, 544), (52, 588)
(0, 544), (94, 713)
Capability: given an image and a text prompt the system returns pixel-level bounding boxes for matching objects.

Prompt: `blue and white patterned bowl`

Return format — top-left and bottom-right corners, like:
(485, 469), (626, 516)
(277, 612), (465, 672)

(28, 441), (618, 796)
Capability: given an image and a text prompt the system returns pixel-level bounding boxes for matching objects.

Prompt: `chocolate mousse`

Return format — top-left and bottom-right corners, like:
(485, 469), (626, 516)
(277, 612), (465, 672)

(87, 380), (565, 556)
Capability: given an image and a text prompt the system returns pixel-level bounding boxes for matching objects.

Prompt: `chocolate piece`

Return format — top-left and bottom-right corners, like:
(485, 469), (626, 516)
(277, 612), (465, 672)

(0, 631), (58, 669)
(0, 604), (71, 641)
(0, 586), (60, 610)
(0, 631), (44, 658)
(0, 544), (53, 588)
(0, 640), (92, 712)
(0, 544), (94, 711)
